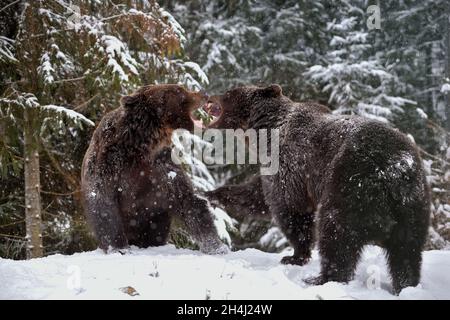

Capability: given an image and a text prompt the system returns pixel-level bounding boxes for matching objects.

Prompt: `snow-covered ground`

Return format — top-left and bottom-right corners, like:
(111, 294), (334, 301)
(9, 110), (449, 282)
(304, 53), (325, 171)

(1, 246), (449, 300)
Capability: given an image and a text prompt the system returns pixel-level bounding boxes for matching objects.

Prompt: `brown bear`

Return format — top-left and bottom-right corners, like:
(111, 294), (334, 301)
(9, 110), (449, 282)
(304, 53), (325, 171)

(206, 84), (430, 294)
(81, 84), (228, 254)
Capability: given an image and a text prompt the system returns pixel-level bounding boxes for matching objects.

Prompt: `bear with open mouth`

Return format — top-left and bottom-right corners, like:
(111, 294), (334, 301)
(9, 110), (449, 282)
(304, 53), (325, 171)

(81, 84), (228, 254)
(203, 84), (430, 294)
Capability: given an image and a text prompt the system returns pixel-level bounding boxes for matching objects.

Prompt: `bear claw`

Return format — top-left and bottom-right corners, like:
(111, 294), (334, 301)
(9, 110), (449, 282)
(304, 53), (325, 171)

(303, 275), (326, 286)
(280, 255), (310, 266)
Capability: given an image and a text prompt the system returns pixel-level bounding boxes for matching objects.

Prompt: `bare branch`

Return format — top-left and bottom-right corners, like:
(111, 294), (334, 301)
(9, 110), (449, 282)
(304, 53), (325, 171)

(0, 0), (20, 14)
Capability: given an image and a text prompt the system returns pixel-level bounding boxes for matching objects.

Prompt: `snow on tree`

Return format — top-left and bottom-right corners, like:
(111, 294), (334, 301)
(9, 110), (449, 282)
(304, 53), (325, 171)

(171, 130), (235, 246)
(0, 36), (17, 64)
(304, 1), (414, 123)
(166, 0), (327, 99)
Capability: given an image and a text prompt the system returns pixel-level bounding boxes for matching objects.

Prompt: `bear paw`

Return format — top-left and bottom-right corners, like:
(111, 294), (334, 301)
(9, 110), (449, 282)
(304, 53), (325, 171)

(214, 243), (231, 255)
(280, 255), (310, 266)
(303, 275), (326, 286)
(103, 245), (130, 254)
(200, 242), (230, 255)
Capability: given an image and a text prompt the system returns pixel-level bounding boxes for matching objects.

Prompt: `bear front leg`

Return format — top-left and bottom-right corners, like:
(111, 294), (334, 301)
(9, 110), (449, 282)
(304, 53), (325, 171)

(263, 176), (314, 265)
(178, 195), (229, 255)
(82, 180), (128, 251)
(205, 176), (271, 221)
(275, 209), (315, 266)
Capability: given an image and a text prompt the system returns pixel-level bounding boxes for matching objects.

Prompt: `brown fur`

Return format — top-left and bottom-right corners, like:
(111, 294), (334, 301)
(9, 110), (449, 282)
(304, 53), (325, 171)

(206, 175), (271, 222)
(209, 84), (430, 293)
(81, 84), (227, 254)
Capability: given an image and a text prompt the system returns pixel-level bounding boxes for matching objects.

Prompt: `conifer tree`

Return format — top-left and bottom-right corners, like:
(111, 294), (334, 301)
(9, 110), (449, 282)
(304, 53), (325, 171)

(0, 0), (208, 258)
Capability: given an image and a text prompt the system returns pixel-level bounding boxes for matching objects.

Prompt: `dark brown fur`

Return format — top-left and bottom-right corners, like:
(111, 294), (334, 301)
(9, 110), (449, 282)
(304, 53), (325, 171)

(81, 84), (227, 254)
(209, 84), (430, 294)
(206, 175), (271, 222)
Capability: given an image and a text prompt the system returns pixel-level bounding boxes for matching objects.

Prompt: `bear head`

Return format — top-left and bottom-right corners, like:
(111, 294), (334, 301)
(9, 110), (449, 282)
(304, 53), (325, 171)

(205, 84), (283, 129)
(121, 84), (208, 132)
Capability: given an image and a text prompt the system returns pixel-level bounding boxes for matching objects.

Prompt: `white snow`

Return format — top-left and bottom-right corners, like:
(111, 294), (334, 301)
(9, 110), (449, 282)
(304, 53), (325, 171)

(400, 152), (414, 168)
(0, 36), (18, 62)
(416, 108), (428, 119)
(182, 61), (209, 85)
(159, 7), (187, 45)
(406, 133), (415, 143)
(37, 53), (55, 84)
(440, 83), (450, 93)
(1, 246), (449, 300)
(167, 171), (177, 180)
(42, 105), (94, 126)
(171, 131), (216, 190)
(210, 207), (236, 246)
(101, 35), (139, 82)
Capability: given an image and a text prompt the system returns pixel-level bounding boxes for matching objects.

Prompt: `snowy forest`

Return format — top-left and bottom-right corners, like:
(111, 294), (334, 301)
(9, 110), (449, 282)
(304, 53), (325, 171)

(0, 0), (450, 300)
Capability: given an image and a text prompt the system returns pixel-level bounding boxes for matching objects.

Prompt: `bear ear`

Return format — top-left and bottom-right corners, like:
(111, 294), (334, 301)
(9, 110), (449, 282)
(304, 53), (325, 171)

(121, 94), (141, 109)
(260, 84), (282, 98)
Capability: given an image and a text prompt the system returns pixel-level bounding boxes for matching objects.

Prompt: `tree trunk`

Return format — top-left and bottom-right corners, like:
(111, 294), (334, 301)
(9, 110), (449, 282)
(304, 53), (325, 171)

(23, 108), (43, 259)
(445, 2), (450, 131)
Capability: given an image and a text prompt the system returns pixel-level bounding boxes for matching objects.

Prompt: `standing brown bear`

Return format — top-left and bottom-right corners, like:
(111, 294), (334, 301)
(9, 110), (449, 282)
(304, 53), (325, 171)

(206, 84), (430, 293)
(81, 84), (228, 254)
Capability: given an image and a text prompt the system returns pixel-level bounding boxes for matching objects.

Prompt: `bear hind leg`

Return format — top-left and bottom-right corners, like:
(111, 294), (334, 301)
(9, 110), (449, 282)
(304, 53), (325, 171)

(83, 182), (128, 251)
(310, 236), (363, 285)
(145, 211), (171, 247)
(127, 210), (171, 248)
(384, 239), (422, 295)
(307, 210), (364, 285)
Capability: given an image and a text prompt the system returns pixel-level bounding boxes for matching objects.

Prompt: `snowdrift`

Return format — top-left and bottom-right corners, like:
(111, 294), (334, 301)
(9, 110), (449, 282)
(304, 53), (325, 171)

(1, 246), (449, 300)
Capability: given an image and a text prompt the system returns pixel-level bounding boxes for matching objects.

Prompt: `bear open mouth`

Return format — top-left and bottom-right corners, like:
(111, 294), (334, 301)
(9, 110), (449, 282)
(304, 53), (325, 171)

(190, 101), (223, 128)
